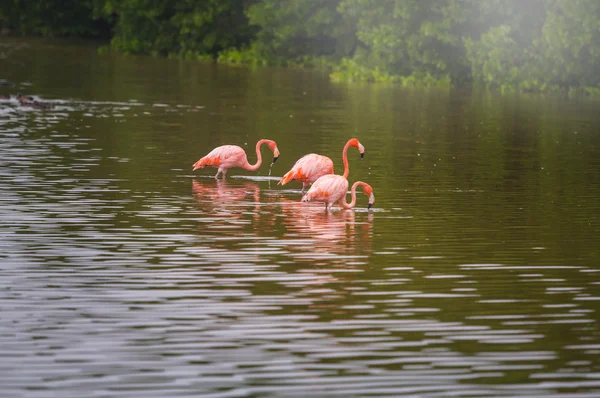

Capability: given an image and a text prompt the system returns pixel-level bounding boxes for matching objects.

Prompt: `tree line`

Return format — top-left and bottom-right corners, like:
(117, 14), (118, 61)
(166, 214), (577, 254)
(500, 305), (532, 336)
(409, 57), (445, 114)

(2, 0), (599, 94)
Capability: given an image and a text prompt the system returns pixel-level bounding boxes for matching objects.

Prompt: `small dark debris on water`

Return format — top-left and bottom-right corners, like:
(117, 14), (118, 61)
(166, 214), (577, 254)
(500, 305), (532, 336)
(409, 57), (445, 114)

(16, 93), (54, 110)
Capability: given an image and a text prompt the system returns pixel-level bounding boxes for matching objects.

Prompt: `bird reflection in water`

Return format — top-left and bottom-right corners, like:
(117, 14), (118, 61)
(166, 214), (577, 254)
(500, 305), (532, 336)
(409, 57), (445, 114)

(278, 200), (375, 312)
(192, 179), (279, 236)
(192, 179), (260, 208)
(280, 199), (374, 261)
(192, 179), (261, 231)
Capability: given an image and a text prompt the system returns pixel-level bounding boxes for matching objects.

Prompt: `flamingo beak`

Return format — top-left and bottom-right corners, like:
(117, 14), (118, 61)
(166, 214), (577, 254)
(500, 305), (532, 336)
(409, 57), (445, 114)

(360, 152), (364, 159)
(368, 193), (375, 209)
(272, 147), (280, 164)
(359, 143), (365, 159)
(368, 203), (372, 209)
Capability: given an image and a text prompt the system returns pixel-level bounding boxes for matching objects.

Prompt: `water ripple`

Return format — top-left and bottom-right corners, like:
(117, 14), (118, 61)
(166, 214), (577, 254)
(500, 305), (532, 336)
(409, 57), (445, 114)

(1, 54), (600, 397)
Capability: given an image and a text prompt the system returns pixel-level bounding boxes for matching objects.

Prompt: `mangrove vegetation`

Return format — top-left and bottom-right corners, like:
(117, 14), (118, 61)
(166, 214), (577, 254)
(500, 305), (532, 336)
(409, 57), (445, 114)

(2, 0), (599, 93)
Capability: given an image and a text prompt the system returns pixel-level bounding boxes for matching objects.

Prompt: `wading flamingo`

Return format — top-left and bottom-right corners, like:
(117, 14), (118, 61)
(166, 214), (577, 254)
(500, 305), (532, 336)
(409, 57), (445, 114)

(301, 174), (374, 211)
(192, 139), (280, 179)
(278, 138), (365, 193)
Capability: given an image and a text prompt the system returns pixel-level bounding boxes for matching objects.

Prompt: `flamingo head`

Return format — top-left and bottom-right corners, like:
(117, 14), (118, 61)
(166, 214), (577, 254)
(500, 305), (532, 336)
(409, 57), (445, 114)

(266, 140), (280, 163)
(362, 183), (375, 209)
(348, 138), (365, 159)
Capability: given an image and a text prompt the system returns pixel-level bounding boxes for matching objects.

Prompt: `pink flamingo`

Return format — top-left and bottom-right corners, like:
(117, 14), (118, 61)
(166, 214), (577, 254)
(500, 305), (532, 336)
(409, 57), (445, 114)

(278, 138), (365, 193)
(192, 139), (280, 179)
(301, 174), (375, 211)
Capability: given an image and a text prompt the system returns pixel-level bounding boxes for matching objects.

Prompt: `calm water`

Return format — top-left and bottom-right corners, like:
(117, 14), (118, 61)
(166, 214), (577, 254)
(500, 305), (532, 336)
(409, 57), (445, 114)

(1, 38), (600, 397)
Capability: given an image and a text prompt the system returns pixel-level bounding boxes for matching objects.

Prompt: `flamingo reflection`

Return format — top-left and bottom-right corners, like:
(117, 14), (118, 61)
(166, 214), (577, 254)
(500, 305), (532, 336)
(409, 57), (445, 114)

(192, 179), (260, 208)
(280, 199), (373, 260)
(192, 179), (280, 236)
(275, 200), (374, 304)
(192, 179), (261, 231)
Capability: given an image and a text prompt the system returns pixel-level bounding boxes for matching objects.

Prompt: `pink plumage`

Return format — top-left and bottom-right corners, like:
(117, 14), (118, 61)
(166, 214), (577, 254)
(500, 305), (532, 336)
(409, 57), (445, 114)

(301, 174), (375, 210)
(278, 154), (334, 191)
(192, 139), (280, 179)
(279, 138), (365, 193)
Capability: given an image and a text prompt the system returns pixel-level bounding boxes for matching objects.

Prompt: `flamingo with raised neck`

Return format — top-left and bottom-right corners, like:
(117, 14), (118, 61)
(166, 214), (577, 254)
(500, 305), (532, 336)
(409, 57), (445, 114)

(278, 138), (365, 193)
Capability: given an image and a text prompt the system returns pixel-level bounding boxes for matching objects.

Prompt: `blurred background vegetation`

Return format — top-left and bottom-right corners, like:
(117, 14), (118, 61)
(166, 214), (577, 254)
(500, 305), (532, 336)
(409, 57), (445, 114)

(2, 0), (599, 94)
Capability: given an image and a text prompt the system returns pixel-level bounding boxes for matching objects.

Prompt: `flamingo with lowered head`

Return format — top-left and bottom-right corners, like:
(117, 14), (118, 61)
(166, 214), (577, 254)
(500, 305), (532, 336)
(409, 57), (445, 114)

(301, 174), (374, 211)
(278, 138), (364, 193)
(192, 139), (280, 179)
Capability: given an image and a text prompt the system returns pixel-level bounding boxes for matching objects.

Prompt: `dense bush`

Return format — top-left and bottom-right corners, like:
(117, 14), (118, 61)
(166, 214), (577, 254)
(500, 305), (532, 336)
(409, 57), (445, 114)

(2, 0), (599, 93)
(93, 0), (256, 57)
(0, 0), (109, 37)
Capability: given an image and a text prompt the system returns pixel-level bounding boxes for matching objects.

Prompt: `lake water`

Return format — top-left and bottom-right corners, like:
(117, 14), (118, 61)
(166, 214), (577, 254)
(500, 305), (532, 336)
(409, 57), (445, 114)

(1, 38), (600, 397)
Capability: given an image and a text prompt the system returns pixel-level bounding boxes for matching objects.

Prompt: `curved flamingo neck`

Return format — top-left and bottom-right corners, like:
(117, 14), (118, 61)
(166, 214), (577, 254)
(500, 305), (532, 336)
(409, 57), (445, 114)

(340, 181), (365, 209)
(341, 140), (352, 179)
(243, 140), (268, 171)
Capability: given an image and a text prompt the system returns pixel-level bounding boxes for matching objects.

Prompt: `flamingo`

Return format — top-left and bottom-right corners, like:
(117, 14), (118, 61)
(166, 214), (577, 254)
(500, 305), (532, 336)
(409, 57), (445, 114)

(301, 174), (375, 211)
(192, 139), (280, 179)
(278, 138), (365, 193)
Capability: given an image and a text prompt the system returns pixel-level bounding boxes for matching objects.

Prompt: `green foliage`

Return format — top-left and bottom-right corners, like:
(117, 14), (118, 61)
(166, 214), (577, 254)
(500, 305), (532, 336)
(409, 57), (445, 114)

(0, 0), (109, 37)
(584, 86), (600, 98)
(537, 0), (600, 88)
(217, 43), (267, 66)
(330, 58), (398, 83)
(93, 0), (255, 57)
(461, 0), (600, 93)
(330, 57), (451, 88)
(337, 0), (470, 81)
(245, 0), (355, 64)
(464, 25), (524, 87)
(2, 0), (600, 93)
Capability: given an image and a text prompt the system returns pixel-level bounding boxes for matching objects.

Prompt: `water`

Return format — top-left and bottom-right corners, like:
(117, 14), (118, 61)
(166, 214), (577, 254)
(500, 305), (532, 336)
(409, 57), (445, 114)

(1, 38), (600, 397)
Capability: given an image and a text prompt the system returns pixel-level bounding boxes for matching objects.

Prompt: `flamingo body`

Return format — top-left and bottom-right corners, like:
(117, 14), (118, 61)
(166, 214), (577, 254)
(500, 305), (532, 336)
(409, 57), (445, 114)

(278, 153), (334, 191)
(279, 138), (365, 193)
(193, 145), (246, 170)
(301, 174), (375, 210)
(193, 139), (279, 179)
